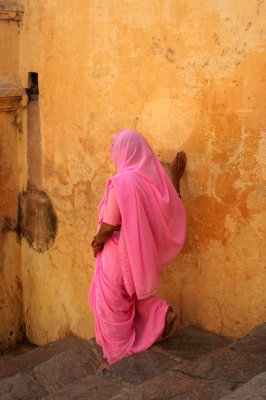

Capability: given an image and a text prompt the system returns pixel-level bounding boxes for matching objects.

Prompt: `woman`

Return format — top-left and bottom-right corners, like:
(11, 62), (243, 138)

(89, 130), (186, 365)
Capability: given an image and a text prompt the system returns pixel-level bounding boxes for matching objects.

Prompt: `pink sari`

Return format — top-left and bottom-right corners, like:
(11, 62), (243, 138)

(89, 130), (186, 364)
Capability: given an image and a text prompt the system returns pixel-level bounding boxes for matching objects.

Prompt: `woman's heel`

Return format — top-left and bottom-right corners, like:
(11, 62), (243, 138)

(162, 306), (177, 338)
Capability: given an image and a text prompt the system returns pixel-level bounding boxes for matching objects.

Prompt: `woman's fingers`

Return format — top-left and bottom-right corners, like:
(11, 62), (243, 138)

(170, 151), (186, 181)
(175, 151), (186, 168)
(181, 152), (186, 167)
(93, 246), (103, 257)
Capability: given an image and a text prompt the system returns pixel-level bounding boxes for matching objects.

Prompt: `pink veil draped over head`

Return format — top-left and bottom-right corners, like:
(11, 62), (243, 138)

(99, 130), (186, 299)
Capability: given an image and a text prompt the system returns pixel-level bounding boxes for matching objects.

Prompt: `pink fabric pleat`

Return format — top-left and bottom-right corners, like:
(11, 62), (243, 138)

(89, 235), (169, 364)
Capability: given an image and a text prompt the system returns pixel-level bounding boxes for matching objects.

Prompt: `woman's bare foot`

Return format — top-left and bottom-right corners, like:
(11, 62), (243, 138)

(162, 306), (177, 338)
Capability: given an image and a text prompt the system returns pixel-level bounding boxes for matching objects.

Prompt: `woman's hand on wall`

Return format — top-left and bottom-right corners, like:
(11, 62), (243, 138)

(170, 151), (186, 196)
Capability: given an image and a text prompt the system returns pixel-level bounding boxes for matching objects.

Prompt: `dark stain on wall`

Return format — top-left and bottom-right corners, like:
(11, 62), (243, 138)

(1, 190), (58, 254)
(18, 187), (58, 253)
(0, 323), (27, 354)
(0, 217), (18, 273)
(1, 216), (17, 233)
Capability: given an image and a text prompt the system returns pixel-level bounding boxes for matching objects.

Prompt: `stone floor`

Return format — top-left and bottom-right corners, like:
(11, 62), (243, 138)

(0, 323), (265, 399)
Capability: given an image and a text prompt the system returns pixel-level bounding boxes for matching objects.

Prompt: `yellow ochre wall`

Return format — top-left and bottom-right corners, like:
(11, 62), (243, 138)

(0, 2), (24, 352)
(19, 0), (266, 344)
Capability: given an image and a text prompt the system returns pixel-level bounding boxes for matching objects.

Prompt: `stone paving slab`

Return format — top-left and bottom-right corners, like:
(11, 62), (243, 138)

(86, 338), (105, 365)
(176, 346), (266, 385)
(229, 323), (266, 357)
(152, 326), (233, 361)
(0, 336), (79, 380)
(220, 372), (266, 400)
(44, 375), (126, 400)
(0, 325), (265, 400)
(0, 341), (108, 399)
(0, 342), (37, 364)
(33, 340), (101, 393)
(110, 348), (179, 384)
(0, 372), (49, 400)
(110, 369), (233, 400)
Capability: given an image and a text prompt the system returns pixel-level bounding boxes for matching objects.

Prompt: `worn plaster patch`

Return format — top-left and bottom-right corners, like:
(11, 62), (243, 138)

(18, 188), (58, 253)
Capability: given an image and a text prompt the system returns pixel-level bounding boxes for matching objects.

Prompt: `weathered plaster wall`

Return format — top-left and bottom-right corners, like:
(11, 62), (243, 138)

(0, 3), (24, 351)
(19, 0), (266, 344)
(0, 114), (23, 352)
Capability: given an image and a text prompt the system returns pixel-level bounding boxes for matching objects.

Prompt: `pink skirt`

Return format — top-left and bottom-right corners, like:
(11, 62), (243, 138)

(89, 233), (169, 365)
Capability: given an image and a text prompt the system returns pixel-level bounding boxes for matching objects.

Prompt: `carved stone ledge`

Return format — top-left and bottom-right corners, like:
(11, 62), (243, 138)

(0, 2), (24, 21)
(0, 86), (24, 97)
(0, 96), (22, 111)
(0, 73), (26, 110)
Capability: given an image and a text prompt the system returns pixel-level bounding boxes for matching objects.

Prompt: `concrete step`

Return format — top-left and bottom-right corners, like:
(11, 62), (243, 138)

(220, 371), (266, 400)
(109, 371), (266, 400)
(109, 369), (233, 400)
(104, 326), (234, 386)
(0, 339), (105, 399)
(151, 325), (233, 361)
(228, 322), (266, 357)
(0, 324), (265, 400)
(108, 323), (266, 399)
(109, 347), (179, 384)
(0, 341), (37, 364)
(174, 323), (266, 386)
(0, 336), (91, 380)
(43, 375), (128, 400)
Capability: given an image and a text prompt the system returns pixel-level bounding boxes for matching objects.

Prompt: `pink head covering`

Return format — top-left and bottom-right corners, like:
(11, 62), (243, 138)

(110, 130), (168, 194)
(100, 130), (186, 299)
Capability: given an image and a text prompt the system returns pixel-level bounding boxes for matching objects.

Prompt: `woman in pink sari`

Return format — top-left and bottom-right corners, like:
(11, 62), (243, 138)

(89, 130), (186, 365)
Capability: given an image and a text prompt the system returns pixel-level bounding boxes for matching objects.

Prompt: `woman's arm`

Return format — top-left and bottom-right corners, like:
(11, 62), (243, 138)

(96, 222), (120, 243)
(92, 222), (120, 257)
(170, 151), (186, 197)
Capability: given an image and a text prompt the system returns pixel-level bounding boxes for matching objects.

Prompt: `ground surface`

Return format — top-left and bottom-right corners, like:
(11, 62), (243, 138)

(0, 324), (265, 399)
